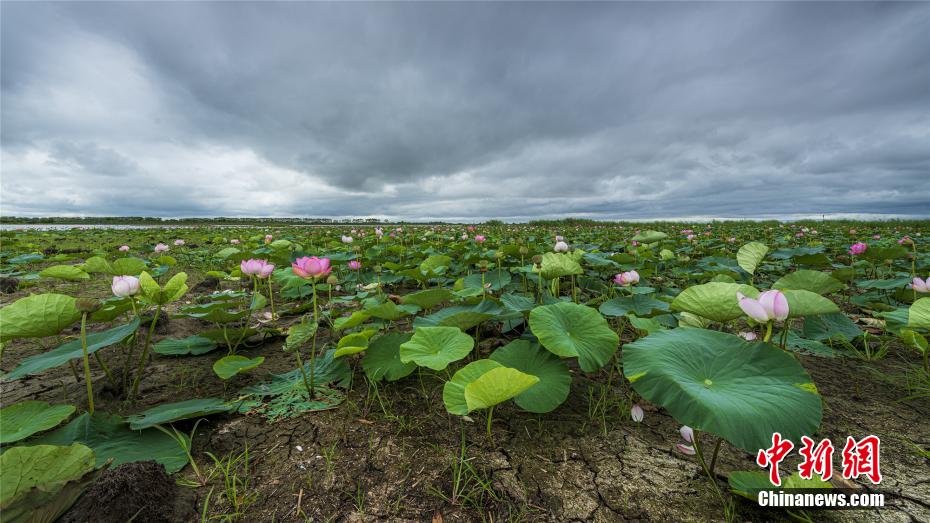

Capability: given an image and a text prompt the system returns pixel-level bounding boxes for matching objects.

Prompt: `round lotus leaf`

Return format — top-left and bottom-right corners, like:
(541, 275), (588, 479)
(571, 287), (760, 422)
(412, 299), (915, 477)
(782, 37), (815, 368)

(529, 302), (619, 372)
(400, 326), (474, 371)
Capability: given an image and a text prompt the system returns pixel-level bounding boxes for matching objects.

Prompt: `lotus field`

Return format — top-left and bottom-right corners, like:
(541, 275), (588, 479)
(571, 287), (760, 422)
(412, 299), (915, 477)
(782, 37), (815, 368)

(1, 221), (929, 522)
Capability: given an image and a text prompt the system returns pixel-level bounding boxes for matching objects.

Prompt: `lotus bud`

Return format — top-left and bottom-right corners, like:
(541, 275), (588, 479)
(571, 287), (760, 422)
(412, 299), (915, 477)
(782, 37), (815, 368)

(912, 277), (929, 293)
(111, 275), (141, 297)
(519, 246), (528, 255)
(631, 404), (644, 423)
(326, 275), (339, 285)
(680, 425), (694, 443)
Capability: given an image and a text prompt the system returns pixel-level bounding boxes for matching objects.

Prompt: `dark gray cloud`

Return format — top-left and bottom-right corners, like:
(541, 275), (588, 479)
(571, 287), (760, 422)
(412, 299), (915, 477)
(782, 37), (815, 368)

(2, 2), (928, 220)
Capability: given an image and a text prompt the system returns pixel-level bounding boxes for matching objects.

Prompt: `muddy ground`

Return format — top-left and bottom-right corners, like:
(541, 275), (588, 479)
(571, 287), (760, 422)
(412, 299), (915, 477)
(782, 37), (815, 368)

(2, 276), (929, 522)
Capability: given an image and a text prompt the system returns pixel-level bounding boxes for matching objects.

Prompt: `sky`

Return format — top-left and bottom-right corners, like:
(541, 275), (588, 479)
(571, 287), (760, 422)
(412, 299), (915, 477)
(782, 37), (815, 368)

(1, 2), (928, 221)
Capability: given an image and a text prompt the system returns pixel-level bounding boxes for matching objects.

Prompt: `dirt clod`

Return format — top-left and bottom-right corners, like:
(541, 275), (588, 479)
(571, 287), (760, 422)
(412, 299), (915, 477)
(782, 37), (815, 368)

(61, 461), (196, 523)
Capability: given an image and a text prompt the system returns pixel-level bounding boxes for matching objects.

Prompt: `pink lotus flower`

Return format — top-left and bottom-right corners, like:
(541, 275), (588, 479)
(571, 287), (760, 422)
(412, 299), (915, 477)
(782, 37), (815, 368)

(174, 239), (185, 246)
(555, 235), (564, 242)
(461, 233), (469, 240)
(111, 275), (140, 297)
(898, 236), (911, 245)
(739, 331), (758, 341)
(292, 256), (332, 279)
(341, 235), (353, 244)
(613, 270), (640, 286)
(737, 290), (789, 322)
(375, 228), (384, 237)
(795, 232), (804, 238)
(348, 260), (361, 271)
(230, 239), (240, 245)
(474, 235), (486, 243)
(553, 241), (569, 253)
(118, 245), (130, 252)
(680, 425), (694, 443)
(849, 242), (868, 255)
(681, 229), (693, 235)
(686, 234), (696, 241)
(727, 237), (736, 243)
(467, 226), (475, 232)
(676, 443), (696, 456)
(154, 243), (169, 253)
(264, 234), (273, 244)
(631, 404), (644, 423)
(241, 259), (274, 279)
(872, 234), (881, 240)
(912, 277), (929, 293)
(631, 240), (639, 247)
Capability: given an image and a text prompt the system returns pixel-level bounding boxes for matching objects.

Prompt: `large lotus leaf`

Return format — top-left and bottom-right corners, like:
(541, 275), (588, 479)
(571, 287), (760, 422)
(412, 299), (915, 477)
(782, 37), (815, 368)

(333, 332), (370, 358)
(863, 245), (908, 261)
(465, 367), (539, 412)
(154, 335), (218, 356)
(464, 271), (512, 291)
(2, 318), (141, 381)
(364, 300), (418, 320)
(362, 333), (416, 382)
(802, 312), (862, 341)
(670, 282), (759, 322)
(856, 277), (912, 290)
(419, 254), (452, 276)
(782, 289), (840, 318)
(90, 296), (133, 322)
(736, 242), (768, 275)
(490, 340), (571, 413)
(213, 355), (264, 380)
(400, 326), (473, 371)
(127, 398), (235, 430)
(333, 310), (372, 331)
(908, 298), (930, 329)
(0, 401), (76, 444)
(413, 300), (503, 330)
(442, 359), (502, 415)
(773, 270), (845, 294)
(599, 295), (669, 318)
(623, 328), (822, 453)
(0, 293), (82, 342)
(215, 247), (241, 259)
(39, 265), (90, 281)
(81, 256), (113, 274)
(240, 349), (351, 396)
(283, 315), (318, 353)
(28, 412), (189, 473)
(139, 271), (188, 305)
(400, 288), (453, 309)
(0, 443), (97, 523)
(538, 252), (583, 280)
(529, 302), (619, 372)
(111, 257), (148, 276)
(728, 471), (830, 501)
(631, 230), (668, 243)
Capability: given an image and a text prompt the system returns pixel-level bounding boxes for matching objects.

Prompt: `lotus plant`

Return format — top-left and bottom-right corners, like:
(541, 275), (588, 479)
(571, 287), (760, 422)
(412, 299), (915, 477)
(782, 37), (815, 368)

(154, 243), (169, 253)
(290, 256), (332, 397)
(912, 276), (929, 294)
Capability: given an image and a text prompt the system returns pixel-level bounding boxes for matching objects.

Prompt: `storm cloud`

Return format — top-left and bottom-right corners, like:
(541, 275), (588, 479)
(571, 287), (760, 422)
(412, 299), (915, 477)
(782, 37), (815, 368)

(2, 2), (928, 220)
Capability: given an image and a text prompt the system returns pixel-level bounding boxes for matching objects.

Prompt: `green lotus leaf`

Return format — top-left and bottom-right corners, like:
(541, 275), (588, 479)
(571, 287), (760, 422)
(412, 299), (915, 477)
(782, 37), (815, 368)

(801, 312), (862, 341)
(599, 295), (669, 318)
(465, 367), (539, 412)
(782, 289), (840, 318)
(464, 271), (512, 291)
(284, 315), (318, 353)
(631, 230), (668, 243)
(333, 332), (370, 358)
(28, 412), (189, 473)
(736, 242), (768, 275)
(39, 265), (90, 281)
(81, 256), (113, 274)
(400, 326), (474, 371)
(490, 340), (571, 413)
(400, 288), (453, 309)
(127, 398), (235, 430)
(538, 252), (583, 280)
(333, 310), (372, 331)
(0, 293), (82, 343)
(213, 355), (265, 380)
(2, 318), (140, 381)
(0, 443), (98, 523)
(111, 257), (147, 276)
(414, 300), (503, 330)
(529, 302), (619, 372)
(442, 359), (501, 415)
(419, 254), (452, 276)
(773, 270), (845, 295)
(154, 335), (218, 356)
(240, 349), (351, 396)
(623, 328), (822, 452)
(670, 282), (758, 322)
(0, 401), (76, 444)
(908, 298), (930, 329)
(362, 332), (416, 382)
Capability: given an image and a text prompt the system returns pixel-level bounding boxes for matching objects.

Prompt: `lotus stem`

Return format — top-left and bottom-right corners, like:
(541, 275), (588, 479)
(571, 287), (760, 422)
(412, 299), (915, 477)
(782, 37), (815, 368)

(80, 312), (95, 414)
(309, 282), (318, 397)
(130, 304), (161, 401)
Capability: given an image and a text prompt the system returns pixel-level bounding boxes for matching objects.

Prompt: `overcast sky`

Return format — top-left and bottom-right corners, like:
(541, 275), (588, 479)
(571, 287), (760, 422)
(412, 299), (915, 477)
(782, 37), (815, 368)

(2, 2), (928, 221)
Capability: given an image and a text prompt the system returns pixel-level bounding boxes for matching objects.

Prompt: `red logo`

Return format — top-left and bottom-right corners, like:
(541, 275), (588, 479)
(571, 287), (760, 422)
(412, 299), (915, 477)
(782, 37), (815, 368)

(757, 434), (881, 486)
